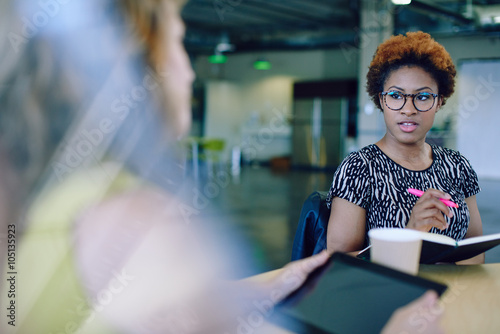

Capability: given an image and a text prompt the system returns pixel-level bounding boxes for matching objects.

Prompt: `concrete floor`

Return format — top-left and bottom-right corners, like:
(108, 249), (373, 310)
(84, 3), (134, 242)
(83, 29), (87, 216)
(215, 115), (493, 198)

(202, 165), (500, 275)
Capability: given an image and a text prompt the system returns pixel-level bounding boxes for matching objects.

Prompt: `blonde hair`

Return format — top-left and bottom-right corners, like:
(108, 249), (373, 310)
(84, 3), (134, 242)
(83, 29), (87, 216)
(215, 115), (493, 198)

(119, 0), (186, 68)
(0, 0), (186, 203)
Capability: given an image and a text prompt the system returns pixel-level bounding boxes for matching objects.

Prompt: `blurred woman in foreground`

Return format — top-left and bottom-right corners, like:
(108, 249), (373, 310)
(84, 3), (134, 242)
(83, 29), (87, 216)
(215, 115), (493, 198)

(0, 0), (442, 333)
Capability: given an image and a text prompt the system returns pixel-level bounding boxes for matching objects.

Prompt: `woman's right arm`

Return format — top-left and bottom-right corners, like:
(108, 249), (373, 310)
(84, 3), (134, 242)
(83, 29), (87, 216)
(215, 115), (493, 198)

(326, 196), (366, 253)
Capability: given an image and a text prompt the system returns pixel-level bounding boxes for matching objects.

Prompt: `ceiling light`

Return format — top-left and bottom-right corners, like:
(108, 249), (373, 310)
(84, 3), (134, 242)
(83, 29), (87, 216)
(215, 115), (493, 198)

(392, 0), (411, 5)
(215, 41), (235, 53)
(208, 32), (233, 64)
(253, 59), (271, 70)
(215, 32), (235, 53)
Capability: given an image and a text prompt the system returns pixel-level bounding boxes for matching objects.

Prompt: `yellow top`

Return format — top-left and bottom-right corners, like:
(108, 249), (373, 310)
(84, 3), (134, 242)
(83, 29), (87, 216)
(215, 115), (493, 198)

(4, 163), (140, 334)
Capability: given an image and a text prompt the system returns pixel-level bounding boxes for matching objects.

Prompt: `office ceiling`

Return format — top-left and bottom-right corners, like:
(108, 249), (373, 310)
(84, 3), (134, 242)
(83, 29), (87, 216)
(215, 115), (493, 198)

(181, 0), (500, 55)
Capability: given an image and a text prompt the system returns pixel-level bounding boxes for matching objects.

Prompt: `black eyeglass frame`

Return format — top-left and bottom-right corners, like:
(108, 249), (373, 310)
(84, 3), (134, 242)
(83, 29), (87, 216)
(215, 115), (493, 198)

(380, 91), (440, 112)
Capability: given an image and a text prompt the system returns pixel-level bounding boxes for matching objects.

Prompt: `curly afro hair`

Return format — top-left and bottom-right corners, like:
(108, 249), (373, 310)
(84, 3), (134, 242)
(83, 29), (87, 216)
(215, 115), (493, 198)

(366, 31), (456, 111)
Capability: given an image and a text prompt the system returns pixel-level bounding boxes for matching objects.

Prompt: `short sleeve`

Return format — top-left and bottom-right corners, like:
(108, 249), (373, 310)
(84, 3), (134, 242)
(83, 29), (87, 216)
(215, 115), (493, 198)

(326, 152), (371, 210)
(459, 154), (481, 198)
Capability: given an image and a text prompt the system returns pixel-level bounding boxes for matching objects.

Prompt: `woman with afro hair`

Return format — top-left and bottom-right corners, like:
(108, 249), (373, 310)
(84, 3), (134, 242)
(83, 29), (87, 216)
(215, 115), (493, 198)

(326, 31), (484, 264)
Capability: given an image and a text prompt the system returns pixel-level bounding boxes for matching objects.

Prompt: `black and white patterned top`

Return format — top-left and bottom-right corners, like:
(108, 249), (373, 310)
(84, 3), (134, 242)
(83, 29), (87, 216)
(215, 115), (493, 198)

(326, 144), (480, 244)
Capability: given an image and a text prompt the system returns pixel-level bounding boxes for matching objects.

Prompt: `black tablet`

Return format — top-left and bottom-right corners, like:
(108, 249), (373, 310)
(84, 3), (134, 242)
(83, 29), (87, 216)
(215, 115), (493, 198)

(270, 252), (447, 334)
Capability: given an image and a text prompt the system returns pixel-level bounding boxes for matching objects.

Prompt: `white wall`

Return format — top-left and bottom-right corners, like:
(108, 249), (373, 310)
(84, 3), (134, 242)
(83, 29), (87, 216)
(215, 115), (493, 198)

(204, 78), (294, 162)
(433, 35), (500, 140)
(204, 81), (243, 159)
(456, 59), (500, 179)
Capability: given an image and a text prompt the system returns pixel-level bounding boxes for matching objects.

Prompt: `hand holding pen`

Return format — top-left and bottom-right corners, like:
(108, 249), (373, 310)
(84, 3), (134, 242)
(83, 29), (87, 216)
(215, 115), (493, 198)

(406, 188), (455, 232)
(407, 188), (459, 208)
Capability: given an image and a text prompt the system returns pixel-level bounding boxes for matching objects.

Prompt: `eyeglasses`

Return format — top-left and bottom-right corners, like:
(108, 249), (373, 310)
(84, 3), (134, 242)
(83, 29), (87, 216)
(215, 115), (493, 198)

(380, 91), (439, 112)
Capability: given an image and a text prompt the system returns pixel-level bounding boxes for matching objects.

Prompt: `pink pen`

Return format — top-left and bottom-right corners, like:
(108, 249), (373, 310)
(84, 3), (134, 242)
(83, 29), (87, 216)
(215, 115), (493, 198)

(407, 188), (459, 208)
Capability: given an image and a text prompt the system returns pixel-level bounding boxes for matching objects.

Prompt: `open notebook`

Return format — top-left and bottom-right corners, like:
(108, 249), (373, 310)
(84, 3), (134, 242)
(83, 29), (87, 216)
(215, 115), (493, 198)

(357, 232), (500, 264)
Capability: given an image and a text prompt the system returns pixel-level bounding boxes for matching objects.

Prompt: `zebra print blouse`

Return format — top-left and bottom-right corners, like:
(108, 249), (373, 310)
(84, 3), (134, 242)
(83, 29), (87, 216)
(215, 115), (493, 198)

(326, 144), (480, 242)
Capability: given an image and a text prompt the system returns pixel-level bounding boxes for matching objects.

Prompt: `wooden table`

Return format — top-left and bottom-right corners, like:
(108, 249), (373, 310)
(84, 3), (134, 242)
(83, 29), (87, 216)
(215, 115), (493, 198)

(250, 263), (500, 333)
(418, 263), (500, 333)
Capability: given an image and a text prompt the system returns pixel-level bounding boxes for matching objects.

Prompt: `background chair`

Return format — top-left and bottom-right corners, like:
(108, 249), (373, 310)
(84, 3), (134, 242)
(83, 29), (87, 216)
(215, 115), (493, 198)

(200, 138), (226, 178)
(291, 191), (331, 261)
(180, 137), (226, 180)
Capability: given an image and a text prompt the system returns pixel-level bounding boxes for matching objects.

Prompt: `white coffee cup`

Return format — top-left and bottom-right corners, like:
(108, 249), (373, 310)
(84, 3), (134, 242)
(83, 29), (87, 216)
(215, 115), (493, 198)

(368, 228), (423, 275)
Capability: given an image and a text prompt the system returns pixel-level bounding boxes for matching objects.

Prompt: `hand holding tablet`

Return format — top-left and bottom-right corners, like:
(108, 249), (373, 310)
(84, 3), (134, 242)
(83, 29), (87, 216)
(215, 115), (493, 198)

(272, 253), (446, 334)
